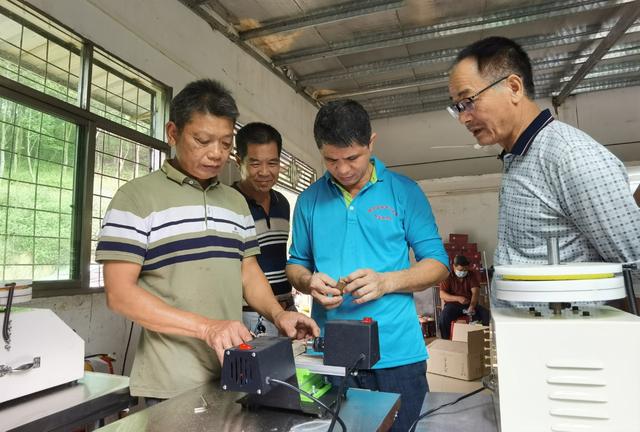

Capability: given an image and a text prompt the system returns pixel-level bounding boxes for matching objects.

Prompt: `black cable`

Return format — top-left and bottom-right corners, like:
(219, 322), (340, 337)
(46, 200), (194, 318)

(121, 321), (135, 376)
(267, 377), (347, 432)
(2, 282), (16, 345)
(408, 386), (486, 432)
(328, 353), (365, 432)
(623, 263), (638, 316)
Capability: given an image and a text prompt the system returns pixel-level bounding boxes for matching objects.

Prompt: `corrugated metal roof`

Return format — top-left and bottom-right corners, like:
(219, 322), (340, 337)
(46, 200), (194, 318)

(182, 0), (640, 116)
(179, 0), (640, 178)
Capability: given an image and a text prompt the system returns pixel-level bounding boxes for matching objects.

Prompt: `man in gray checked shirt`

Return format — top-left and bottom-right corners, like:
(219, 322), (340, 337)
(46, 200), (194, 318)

(446, 36), (640, 279)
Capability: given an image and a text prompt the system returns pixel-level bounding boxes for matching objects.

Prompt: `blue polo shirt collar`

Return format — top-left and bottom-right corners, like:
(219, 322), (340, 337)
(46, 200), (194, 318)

(499, 108), (554, 160)
(323, 156), (388, 184)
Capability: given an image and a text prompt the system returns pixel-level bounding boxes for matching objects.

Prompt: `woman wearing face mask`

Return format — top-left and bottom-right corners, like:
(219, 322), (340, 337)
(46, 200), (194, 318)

(438, 255), (491, 339)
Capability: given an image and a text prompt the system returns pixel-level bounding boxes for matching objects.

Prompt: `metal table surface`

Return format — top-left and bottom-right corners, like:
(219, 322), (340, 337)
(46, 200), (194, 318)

(0, 371), (133, 432)
(97, 382), (401, 432)
(414, 391), (498, 432)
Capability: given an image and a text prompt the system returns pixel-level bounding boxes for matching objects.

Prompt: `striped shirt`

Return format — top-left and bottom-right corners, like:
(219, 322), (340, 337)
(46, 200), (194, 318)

(496, 109), (640, 267)
(96, 160), (259, 398)
(232, 183), (292, 296)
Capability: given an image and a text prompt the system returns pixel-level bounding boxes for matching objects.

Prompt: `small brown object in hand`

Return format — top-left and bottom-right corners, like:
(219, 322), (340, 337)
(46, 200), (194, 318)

(336, 279), (346, 294)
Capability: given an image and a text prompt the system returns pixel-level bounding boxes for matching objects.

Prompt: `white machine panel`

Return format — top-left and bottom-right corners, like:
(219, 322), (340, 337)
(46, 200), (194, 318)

(492, 305), (640, 432)
(1, 308), (85, 403)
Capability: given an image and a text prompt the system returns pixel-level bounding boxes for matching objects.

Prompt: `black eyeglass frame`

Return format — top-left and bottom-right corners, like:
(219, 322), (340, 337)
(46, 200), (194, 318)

(446, 75), (510, 119)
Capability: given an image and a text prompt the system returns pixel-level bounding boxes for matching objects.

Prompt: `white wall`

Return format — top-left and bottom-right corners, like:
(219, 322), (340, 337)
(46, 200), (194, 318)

(27, 293), (139, 374)
(21, 0), (321, 374)
(372, 87), (640, 180)
(420, 174), (501, 266)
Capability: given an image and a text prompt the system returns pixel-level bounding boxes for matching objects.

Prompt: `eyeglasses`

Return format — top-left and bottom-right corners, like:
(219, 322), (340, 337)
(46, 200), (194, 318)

(446, 76), (509, 119)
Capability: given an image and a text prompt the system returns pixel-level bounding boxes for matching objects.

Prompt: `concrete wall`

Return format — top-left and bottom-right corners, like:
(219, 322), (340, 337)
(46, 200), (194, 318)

(421, 174), (501, 267)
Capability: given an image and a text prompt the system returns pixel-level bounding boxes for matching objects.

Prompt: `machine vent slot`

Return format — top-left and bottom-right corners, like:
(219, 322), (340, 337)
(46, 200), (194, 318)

(547, 363), (610, 429)
(546, 360), (604, 370)
(549, 391), (607, 403)
(549, 408), (609, 420)
(546, 375), (606, 386)
(229, 356), (255, 386)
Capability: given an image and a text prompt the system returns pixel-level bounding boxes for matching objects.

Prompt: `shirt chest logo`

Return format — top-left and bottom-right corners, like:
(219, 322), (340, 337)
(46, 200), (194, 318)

(367, 205), (397, 221)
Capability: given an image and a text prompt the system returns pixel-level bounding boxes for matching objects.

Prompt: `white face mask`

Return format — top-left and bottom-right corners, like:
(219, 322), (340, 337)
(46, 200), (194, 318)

(455, 270), (468, 278)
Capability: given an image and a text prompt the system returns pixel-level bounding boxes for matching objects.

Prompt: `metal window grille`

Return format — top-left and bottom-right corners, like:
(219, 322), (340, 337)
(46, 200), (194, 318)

(0, 95), (77, 281)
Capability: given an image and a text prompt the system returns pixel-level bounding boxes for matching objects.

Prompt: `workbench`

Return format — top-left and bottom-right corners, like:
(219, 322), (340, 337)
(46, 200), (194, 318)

(0, 371), (133, 432)
(96, 380), (401, 432)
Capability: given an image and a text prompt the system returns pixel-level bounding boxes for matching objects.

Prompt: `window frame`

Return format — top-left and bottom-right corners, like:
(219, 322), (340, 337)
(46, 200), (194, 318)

(0, 2), (171, 297)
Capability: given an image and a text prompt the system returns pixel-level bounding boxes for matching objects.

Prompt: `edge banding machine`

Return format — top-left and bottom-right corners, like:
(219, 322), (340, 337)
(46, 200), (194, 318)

(1, 280), (85, 404)
(489, 238), (640, 432)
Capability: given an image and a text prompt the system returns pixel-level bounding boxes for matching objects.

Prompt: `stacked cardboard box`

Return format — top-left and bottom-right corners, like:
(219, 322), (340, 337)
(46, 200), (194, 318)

(427, 323), (489, 381)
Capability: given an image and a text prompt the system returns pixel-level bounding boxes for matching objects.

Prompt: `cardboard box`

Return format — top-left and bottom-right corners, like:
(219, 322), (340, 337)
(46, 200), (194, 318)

(427, 323), (489, 381)
(427, 372), (483, 393)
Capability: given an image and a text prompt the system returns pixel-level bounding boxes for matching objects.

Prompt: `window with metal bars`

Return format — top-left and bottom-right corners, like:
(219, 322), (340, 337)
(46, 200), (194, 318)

(0, 97), (76, 281)
(0, 0), (169, 296)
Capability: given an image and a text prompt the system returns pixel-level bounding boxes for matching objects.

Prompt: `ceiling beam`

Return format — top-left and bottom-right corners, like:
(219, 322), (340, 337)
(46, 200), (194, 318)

(273, 0), (635, 65)
(361, 62), (640, 111)
(368, 100), (450, 120)
(320, 42), (640, 103)
(300, 20), (640, 86)
(361, 87), (448, 109)
(318, 72), (448, 102)
(553, 75), (640, 96)
(239, 0), (404, 40)
(177, 0), (319, 106)
(553, 0), (640, 107)
(367, 72), (640, 119)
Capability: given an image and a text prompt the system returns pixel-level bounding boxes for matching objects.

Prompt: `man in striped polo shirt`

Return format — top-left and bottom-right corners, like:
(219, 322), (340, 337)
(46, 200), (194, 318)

(233, 122), (295, 336)
(96, 79), (319, 402)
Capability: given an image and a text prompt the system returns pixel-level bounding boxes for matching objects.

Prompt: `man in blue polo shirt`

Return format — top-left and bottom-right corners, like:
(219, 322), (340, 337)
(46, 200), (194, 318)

(286, 100), (449, 432)
(233, 122), (294, 336)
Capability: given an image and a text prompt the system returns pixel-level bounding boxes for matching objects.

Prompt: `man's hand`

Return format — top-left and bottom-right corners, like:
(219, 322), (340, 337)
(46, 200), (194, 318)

(306, 272), (343, 309)
(343, 268), (389, 305)
(198, 320), (253, 365)
(273, 311), (321, 340)
(466, 305), (476, 315)
(457, 296), (470, 305)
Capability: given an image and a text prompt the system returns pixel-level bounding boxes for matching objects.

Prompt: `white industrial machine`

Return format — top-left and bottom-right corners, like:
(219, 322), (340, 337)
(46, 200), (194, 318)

(0, 281), (85, 404)
(488, 240), (640, 432)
